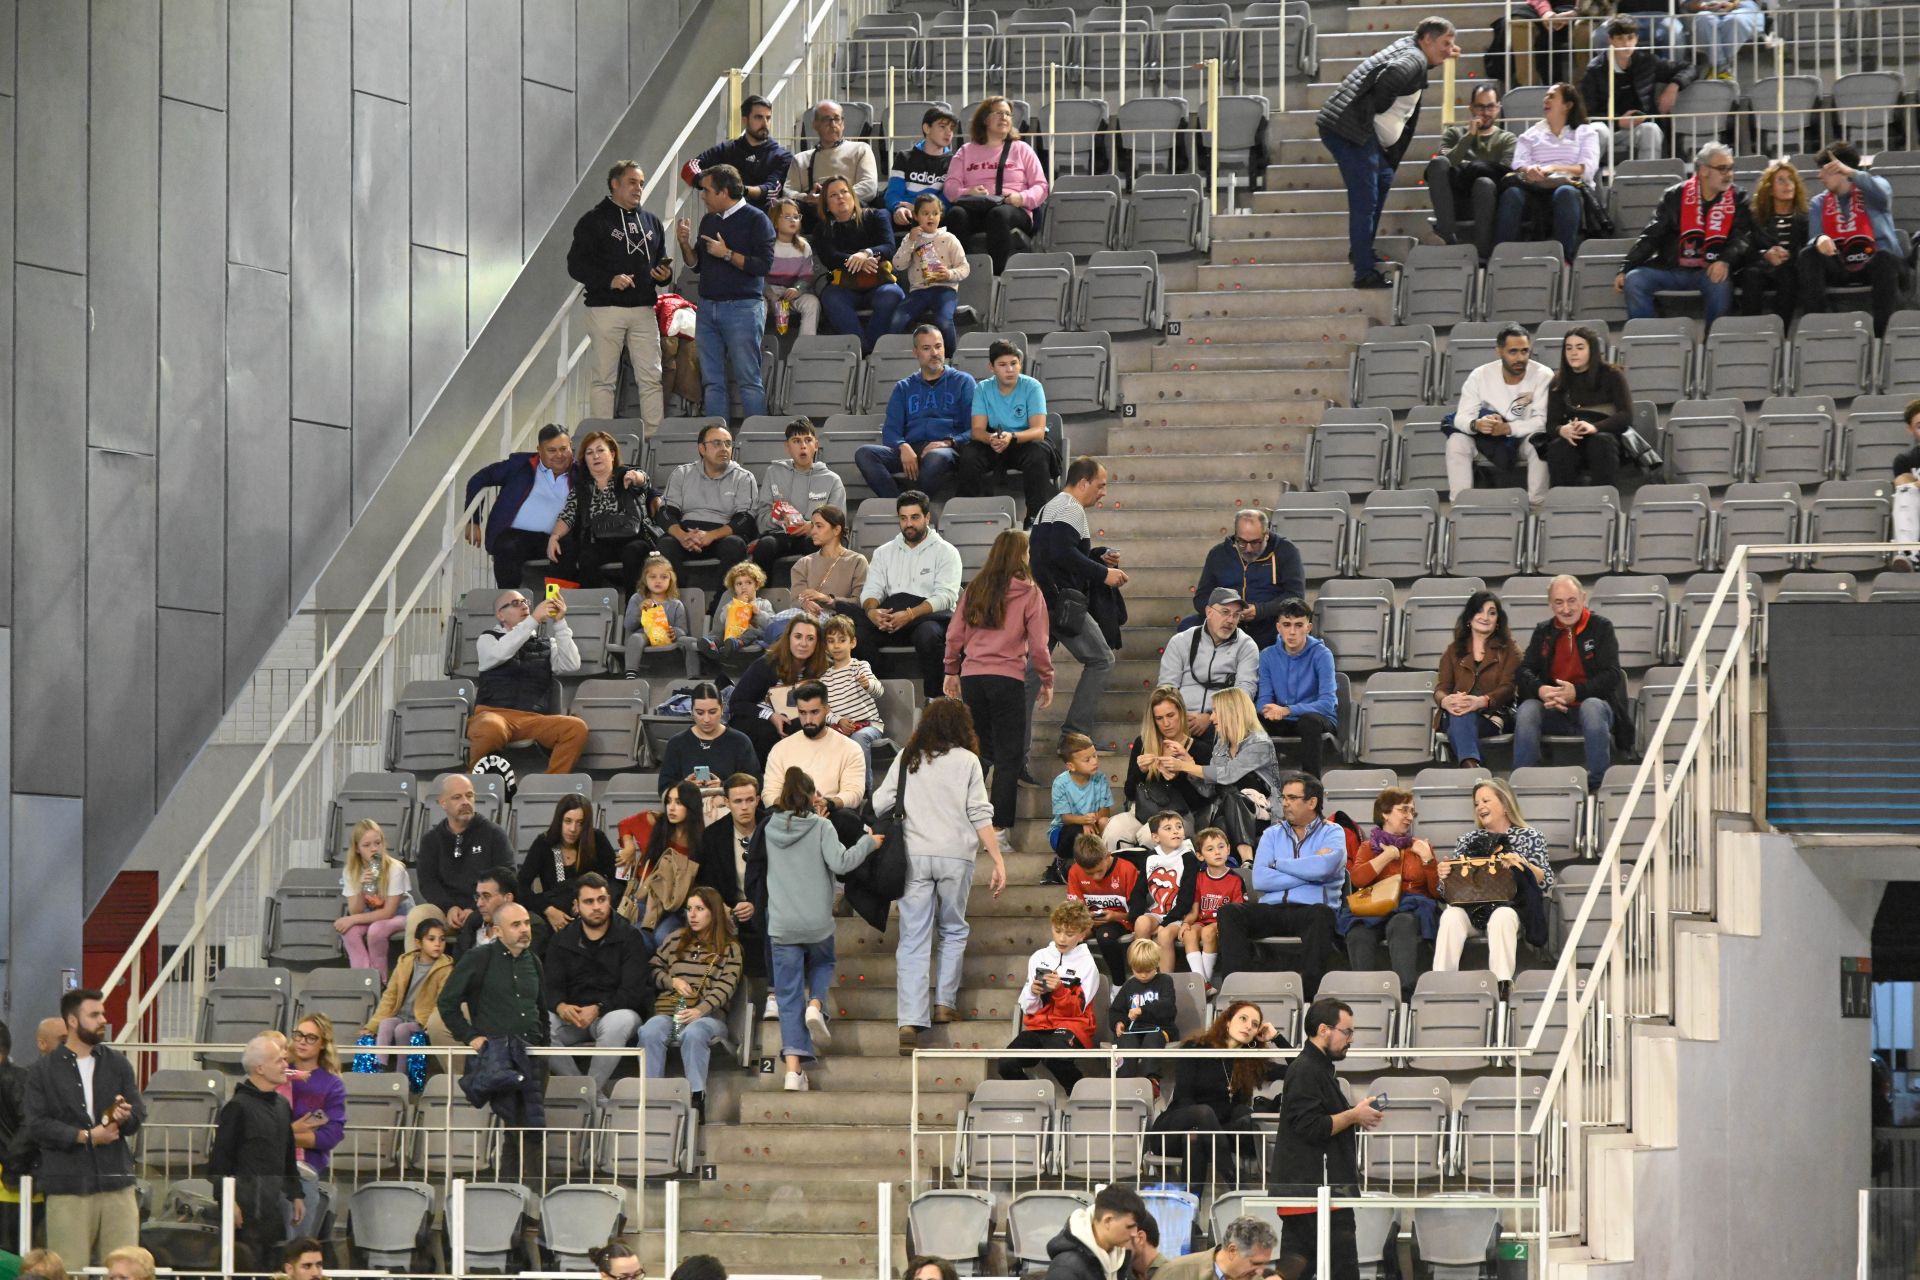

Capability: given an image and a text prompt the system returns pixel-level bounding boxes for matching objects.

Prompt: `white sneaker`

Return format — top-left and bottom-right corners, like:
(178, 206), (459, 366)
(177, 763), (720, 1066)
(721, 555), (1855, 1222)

(763, 994), (779, 1020)
(783, 1070), (808, 1092)
(805, 1003), (832, 1048)
(995, 827), (1016, 853)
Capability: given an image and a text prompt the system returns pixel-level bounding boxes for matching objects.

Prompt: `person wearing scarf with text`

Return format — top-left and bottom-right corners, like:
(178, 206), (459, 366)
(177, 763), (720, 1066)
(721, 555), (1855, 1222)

(1618, 141), (1753, 327)
(1802, 140), (1908, 336)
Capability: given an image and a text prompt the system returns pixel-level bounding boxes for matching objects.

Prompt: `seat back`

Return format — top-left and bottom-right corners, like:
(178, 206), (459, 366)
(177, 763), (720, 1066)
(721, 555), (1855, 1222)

(782, 335), (864, 416)
(1272, 492), (1350, 581)
(539, 1184), (627, 1269)
(1355, 490), (1440, 579)
(1396, 409), (1451, 493)
(1316, 971), (1400, 1075)
(1752, 394), (1837, 486)
(1717, 481), (1801, 573)
(327, 771), (416, 866)
(1508, 765), (1589, 858)
(1532, 486), (1621, 575)
(994, 263), (1076, 335)
(1410, 765), (1490, 835)
(1350, 326), (1435, 412)
(1406, 969), (1500, 1070)
(1508, 968), (1588, 1058)
(264, 868), (350, 966)
(412, 1071), (496, 1176)
(1008, 1190), (1094, 1267)
(1480, 241), (1563, 325)
(1322, 769), (1400, 830)
(387, 678), (476, 773)
(1399, 576), (1482, 669)
(1790, 311), (1873, 399)
(1126, 171), (1206, 253)
(1312, 410), (1396, 494)
(293, 967), (382, 1043)
(507, 774), (594, 859)
(1356, 672), (1438, 767)
(197, 968), (293, 1068)
(1456, 1077), (1548, 1185)
(1360, 1074), (1450, 1185)
(1627, 482), (1710, 574)
(907, 1189), (995, 1273)
(1570, 238), (1634, 323)
(1843, 395), (1917, 478)
(1400, 245), (1478, 328)
(1315, 578), (1395, 674)
(1044, 175), (1123, 257)
(1031, 330), (1113, 415)
(1212, 971), (1304, 1043)
(1807, 480), (1894, 571)
(1060, 1078), (1156, 1181)
(1444, 489), (1527, 578)
(461, 1182), (533, 1271)
(347, 1181), (434, 1268)
(1701, 314), (1783, 401)
(962, 1078), (1058, 1180)
(139, 1070), (225, 1175)
(569, 677), (648, 771)
(1078, 252), (1159, 334)
(1616, 319), (1695, 404)
(335, 1072), (410, 1177)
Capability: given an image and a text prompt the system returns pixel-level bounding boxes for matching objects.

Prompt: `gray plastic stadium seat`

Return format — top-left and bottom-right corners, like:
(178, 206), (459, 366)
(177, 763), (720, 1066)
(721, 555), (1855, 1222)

(1444, 489), (1528, 577)
(1508, 765), (1589, 858)
(1875, 570), (1920, 600)
(1626, 483), (1710, 573)
(1116, 97), (1190, 177)
(1361, 1075), (1449, 1185)
(139, 1070), (224, 1176)
(1274, 493), (1351, 581)
(1405, 970), (1500, 1070)
(1747, 75), (1820, 154)
(1399, 244), (1479, 328)
(961, 1079), (1058, 1181)
(1717, 482), (1802, 573)
(1609, 159), (1684, 231)
(1167, 971), (1211, 1040)
(1032, 330), (1113, 415)
(909, 1189), (995, 1274)
(1456, 1075), (1548, 1185)
(821, 416), (886, 508)
(1752, 395), (1837, 485)
(1213, 971), (1305, 1042)
(782, 335), (864, 416)
(334, 1072), (409, 1177)
(1790, 311), (1873, 399)
(1701, 314), (1783, 401)
(1009, 1190), (1093, 1269)
(1316, 971), (1401, 1076)
(1635, 664), (1699, 766)
(197, 967), (292, 1068)
(1399, 577), (1482, 669)
(1480, 241), (1564, 324)
(1060, 1078), (1156, 1182)
(922, 21), (995, 102)
(614, 1074), (698, 1177)
(995, 252), (1076, 335)
(460, 1182), (533, 1274)
(348, 1181), (434, 1270)
(1616, 318), (1695, 404)
(413, 1071), (496, 1176)
(1673, 570), (1756, 671)
(1807, 481), (1895, 571)
(446, 587), (507, 677)
(1410, 765), (1489, 833)
(387, 679), (476, 773)
(1589, 769), (1654, 870)
(1323, 768), (1400, 829)
(943, 498), (1019, 574)
(558, 588), (622, 672)
(1044, 175), (1124, 257)
(1412, 1204), (1501, 1279)
(1356, 672), (1438, 767)
(1210, 1190), (1259, 1246)
(1351, 325), (1436, 411)
(264, 868), (349, 966)
(1313, 579), (1395, 675)
(1078, 249), (1160, 334)
(542, 1075), (601, 1175)
(419, 768), (505, 833)
(1508, 968), (1587, 1057)
(1842, 396), (1918, 478)
(1665, 397), (1747, 486)
(854, 496), (901, 556)
(1588, 575), (1669, 669)
(327, 772), (416, 866)
(568, 678), (648, 771)
(1670, 78), (1736, 156)
(1498, 574), (1557, 638)
(1311, 411), (1395, 495)
(294, 968), (382, 1045)
(1208, 95), (1272, 205)
(539, 1184), (627, 1270)
(1127, 171), (1207, 253)
(864, 336), (919, 412)
(624, 589), (701, 679)
(1438, 322), (1502, 402)
(1355, 490), (1440, 579)
(1775, 570), (1861, 605)
(1834, 72), (1905, 149)
(1397, 409), (1451, 494)
(507, 774), (593, 859)
(1880, 313), (1920, 392)
(1532, 486), (1621, 575)
(1044, 99), (1111, 180)
(1570, 238), (1633, 322)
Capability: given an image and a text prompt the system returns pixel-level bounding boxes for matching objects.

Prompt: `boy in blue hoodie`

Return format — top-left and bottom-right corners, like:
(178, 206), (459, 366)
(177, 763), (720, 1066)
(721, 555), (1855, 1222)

(1255, 598), (1339, 778)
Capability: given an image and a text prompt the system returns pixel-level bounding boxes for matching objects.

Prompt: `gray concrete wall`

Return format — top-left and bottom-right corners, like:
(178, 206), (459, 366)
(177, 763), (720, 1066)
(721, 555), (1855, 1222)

(0, 0), (709, 1026)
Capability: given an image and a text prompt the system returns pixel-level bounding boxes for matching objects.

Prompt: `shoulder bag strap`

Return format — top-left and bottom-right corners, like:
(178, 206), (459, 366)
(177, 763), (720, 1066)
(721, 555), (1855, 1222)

(994, 140), (1013, 196)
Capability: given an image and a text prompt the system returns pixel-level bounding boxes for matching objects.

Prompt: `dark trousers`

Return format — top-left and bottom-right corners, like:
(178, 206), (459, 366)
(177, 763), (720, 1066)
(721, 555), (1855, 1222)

(750, 529), (813, 581)
(1544, 431), (1622, 487)
(661, 521), (750, 588)
(571, 533), (650, 591)
(998, 1028), (1084, 1091)
(1798, 243), (1905, 334)
(1149, 1103), (1262, 1183)
(1267, 713), (1334, 779)
(1423, 155), (1503, 260)
(1737, 259), (1799, 323)
(1342, 913), (1431, 1000)
(491, 528), (551, 589)
(1280, 1206), (1360, 1280)
(955, 437), (1056, 518)
(1088, 921), (1133, 980)
(856, 595), (951, 701)
(962, 673), (1028, 829)
(944, 199), (1036, 274)
(1319, 128), (1394, 278)
(1216, 900), (1338, 997)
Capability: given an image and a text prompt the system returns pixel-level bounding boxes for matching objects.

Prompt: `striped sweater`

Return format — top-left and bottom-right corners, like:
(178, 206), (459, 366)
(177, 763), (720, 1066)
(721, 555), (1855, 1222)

(649, 929), (744, 1019)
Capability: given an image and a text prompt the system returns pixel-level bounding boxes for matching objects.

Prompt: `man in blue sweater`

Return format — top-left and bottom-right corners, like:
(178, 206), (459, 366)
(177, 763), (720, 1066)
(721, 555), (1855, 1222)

(884, 106), (957, 228)
(681, 94), (793, 210)
(859, 326), (976, 499)
(1802, 141), (1909, 335)
(1213, 773), (1345, 997)
(1255, 599), (1339, 779)
(464, 425), (575, 588)
(676, 165), (777, 418)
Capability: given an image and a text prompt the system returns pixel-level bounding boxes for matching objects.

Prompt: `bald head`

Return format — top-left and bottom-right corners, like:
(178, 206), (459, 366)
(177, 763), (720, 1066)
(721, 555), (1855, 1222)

(494, 901), (533, 955)
(437, 772), (476, 829)
(37, 1017), (64, 1055)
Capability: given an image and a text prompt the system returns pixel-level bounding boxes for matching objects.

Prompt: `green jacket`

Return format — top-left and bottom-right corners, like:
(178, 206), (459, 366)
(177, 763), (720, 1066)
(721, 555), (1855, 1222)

(1437, 122), (1516, 168)
(437, 941), (549, 1045)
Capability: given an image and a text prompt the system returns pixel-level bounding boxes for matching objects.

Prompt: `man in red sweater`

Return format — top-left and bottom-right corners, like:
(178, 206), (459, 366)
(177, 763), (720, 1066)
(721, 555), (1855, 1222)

(1512, 576), (1633, 792)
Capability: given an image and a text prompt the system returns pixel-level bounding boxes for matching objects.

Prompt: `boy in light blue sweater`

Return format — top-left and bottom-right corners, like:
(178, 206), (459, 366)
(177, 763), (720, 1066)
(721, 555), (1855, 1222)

(1255, 598), (1340, 779)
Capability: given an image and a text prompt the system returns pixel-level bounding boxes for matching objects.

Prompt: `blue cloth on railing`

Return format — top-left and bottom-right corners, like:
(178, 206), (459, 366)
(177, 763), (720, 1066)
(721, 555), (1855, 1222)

(1141, 1186), (1201, 1257)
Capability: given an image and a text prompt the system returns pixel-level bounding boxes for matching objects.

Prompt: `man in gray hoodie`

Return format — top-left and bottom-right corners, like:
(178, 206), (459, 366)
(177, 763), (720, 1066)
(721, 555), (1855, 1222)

(660, 423), (759, 583)
(751, 418), (848, 577)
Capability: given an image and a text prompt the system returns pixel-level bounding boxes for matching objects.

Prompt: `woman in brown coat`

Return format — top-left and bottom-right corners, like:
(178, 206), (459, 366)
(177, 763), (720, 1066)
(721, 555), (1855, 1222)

(1433, 590), (1520, 768)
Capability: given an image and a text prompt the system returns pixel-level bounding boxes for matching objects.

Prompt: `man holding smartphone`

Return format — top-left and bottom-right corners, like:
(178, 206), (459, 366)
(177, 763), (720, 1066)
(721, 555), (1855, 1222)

(567, 160), (674, 428)
(1268, 998), (1383, 1280)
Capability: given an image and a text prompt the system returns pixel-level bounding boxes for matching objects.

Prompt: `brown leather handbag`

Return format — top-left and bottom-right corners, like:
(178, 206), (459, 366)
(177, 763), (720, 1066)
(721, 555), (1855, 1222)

(1438, 857), (1518, 905)
(1346, 872), (1403, 918)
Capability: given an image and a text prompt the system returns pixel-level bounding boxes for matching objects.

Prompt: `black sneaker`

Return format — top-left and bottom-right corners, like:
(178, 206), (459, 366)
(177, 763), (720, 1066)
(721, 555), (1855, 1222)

(1042, 857), (1071, 886)
(1018, 768), (1045, 788)
(1353, 270), (1392, 290)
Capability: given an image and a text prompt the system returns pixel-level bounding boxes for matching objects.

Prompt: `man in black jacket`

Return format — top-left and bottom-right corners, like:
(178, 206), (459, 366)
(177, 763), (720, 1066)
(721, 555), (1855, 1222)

(567, 160), (674, 427)
(1029, 457), (1126, 748)
(452, 867), (554, 961)
(1043, 1182), (1147, 1280)
(1315, 18), (1458, 288)
(544, 874), (650, 1096)
(680, 94), (793, 210)
(1512, 575), (1635, 791)
(698, 774), (767, 982)
(23, 990), (144, 1267)
(1618, 141), (1751, 327)
(416, 773), (515, 931)
(1185, 510), (1307, 650)
(1269, 998), (1383, 1280)
(209, 1034), (303, 1270)
(1580, 17), (1694, 164)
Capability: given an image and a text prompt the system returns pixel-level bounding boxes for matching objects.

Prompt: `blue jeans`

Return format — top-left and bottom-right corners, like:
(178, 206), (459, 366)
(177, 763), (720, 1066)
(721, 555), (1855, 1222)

(549, 1008), (643, 1092)
(1319, 127), (1395, 278)
(771, 938), (837, 1060)
(1693, 1), (1762, 70)
(1624, 265), (1734, 326)
(847, 722), (887, 783)
(890, 287), (960, 357)
(1445, 710), (1505, 763)
(895, 853), (976, 1029)
(820, 282), (906, 354)
(697, 296), (768, 417)
(1512, 697), (1615, 790)
(854, 441), (961, 498)
(1496, 183), (1584, 263)
(638, 1011), (728, 1093)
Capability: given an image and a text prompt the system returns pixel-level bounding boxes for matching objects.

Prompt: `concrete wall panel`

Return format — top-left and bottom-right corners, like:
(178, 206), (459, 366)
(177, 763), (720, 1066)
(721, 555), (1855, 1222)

(157, 99), (228, 613)
(410, 0), (467, 254)
(0, 96), (14, 627)
(88, 0), (161, 455)
(223, 265), (291, 698)
(84, 450), (157, 858)
(466, 0), (523, 338)
(521, 79), (575, 258)
(574, 0), (626, 167)
(350, 91), (410, 511)
(290, 420), (351, 600)
(10, 796), (84, 1015)
(162, 0), (226, 109)
(228, 0), (292, 273)
(15, 0), (87, 273)
(410, 245), (467, 427)
(155, 609), (225, 795)
(290, 0), (352, 427)
(522, 0), (572, 88)
(351, 0), (408, 100)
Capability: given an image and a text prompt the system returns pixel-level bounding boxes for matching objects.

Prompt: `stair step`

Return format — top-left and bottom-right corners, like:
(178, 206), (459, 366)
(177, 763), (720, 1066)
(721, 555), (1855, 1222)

(698, 1120), (944, 1166)
(1149, 343), (1351, 373)
(722, 1087), (973, 1127)
(1105, 447), (1307, 481)
(1167, 286), (1391, 324)
(1121, 368), (1348, 405)
(1316, 22), (1498, 56)
(1226, 204), (1432, 236)
(1270, 132), (1440, 165)
(1162, 314), (1373, 343)
(833, 916), (1055, 959)
(1194, 260), (1364, 290)
(728, 1051), (990, 1093)
(1107, 421), (1314, 456)
(756, 1015), (1014, 1058)
(638, 1228), (898, 1275)
(1119, 396), (1330, 428)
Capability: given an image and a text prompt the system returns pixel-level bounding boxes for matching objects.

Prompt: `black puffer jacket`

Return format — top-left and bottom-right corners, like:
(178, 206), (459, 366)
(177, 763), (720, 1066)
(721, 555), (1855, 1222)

(1315, 36), (1434, 164)
(1580, 48), (1696, 125)
(1513, 612), (1637, 752)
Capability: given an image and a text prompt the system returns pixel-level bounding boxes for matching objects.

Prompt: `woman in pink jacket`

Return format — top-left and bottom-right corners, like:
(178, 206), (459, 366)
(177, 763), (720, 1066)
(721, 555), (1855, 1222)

(943, 529), (1054, 839)
(942, 96), (1052, 273)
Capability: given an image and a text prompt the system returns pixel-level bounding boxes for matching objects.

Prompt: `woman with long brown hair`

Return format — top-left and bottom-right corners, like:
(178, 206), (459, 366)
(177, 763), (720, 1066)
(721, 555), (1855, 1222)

(615, 779), (705, 949)
(520, 793), (620, 931)
(1433, 591), (1520, 769)
(943, 528), (1053, 843)
(1741, 158), (1809, 322)
(875, 697), (1006, 1053)
(727, 613), (831, 761)
(638, 885), (743, 1115)
(1147, 999), (1285, 1184)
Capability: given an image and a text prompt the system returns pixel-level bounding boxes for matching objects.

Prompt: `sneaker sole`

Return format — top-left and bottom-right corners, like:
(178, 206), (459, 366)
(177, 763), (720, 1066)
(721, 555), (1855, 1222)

(806, 1009), (832, 1047)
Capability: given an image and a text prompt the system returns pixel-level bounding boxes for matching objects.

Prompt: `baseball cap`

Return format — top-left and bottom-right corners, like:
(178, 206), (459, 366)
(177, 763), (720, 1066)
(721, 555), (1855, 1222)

(1207, 587), (1245, 608)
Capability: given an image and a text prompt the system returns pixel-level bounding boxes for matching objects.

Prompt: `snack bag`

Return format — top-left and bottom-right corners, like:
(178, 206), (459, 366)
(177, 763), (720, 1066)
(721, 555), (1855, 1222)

(640, 602), (673, 647)
(725, 598), (756, 640)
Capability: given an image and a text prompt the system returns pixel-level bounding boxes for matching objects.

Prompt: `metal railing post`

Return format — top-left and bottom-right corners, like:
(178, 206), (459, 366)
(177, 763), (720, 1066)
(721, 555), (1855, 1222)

(1859, 1187), (1873, 1280)
(1207, 58), (1221, 215)
(220, 1175), (237, 1279)
(962, 0), (971, 108)
(665, 1177), (683, 1278)
(1119, 0), (1129, 107)
(450, 1177), (468, 1277)
(1441, 50), (1457, 127)
(15, 1175), (30, 1252)
(1315, 1183), (1332, 1277)
(729, 67), (745, 129)
(876, 1180), (892, 1280)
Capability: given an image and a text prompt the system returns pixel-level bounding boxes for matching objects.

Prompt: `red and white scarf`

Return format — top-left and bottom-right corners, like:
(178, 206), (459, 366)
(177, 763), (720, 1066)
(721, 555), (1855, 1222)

(1677, 176), (1736, 269)
(1821, 188), (1879, 273)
